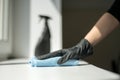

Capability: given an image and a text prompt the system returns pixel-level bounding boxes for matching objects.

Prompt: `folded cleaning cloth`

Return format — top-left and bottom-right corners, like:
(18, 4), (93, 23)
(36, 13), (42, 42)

(29, 56), (80, 67)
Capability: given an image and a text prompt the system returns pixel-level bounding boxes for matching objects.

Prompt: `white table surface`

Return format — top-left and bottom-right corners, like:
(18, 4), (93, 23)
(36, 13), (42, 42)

(0, 58), (119, 80)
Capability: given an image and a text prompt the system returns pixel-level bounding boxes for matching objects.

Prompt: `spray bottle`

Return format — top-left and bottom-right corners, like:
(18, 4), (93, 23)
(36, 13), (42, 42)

(35, 15), (51, 57)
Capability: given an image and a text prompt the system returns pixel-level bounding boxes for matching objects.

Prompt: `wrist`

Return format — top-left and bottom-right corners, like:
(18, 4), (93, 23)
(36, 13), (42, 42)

(83, 38), (93, 47)
(84, 36), (95, 47)
(76, 38), (93, 58)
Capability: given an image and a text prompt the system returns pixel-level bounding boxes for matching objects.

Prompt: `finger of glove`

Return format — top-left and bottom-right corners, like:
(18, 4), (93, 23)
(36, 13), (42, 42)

(37, 50), (62, 60)
(57, 52), (70, 64)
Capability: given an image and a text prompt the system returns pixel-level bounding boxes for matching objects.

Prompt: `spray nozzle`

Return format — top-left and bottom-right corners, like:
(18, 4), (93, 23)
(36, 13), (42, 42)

(39, 15), (51, 19)
(39, 15), (51, 23)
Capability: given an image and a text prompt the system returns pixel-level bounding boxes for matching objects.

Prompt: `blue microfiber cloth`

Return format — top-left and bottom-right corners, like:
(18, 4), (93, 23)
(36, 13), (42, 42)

(29, 56), (79, 67)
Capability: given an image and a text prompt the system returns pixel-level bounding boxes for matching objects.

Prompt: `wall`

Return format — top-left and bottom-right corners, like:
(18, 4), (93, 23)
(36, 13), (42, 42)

(62, 0), (120, 71)
(12, 0), (30, 58)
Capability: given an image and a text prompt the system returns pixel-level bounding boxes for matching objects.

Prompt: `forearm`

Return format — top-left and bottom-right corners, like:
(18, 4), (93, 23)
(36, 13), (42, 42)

(85, 12), (119, 46)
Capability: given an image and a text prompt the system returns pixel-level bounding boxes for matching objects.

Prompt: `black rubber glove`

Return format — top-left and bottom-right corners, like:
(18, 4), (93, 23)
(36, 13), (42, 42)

(37, 39), (93, 64)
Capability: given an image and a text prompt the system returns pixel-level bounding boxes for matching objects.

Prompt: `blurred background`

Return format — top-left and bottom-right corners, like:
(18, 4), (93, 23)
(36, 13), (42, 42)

(0, 0), (119, 74)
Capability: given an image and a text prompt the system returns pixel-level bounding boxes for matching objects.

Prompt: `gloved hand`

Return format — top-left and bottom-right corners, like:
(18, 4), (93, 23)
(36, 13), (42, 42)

(37, 39), (93, 64)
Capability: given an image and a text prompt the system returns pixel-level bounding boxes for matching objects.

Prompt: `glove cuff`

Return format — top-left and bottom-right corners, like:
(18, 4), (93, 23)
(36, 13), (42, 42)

(76, 38), (93, 58)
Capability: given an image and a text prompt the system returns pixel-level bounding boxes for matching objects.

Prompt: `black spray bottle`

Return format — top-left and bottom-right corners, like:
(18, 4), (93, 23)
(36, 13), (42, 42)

(35, 15), (51, 57)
